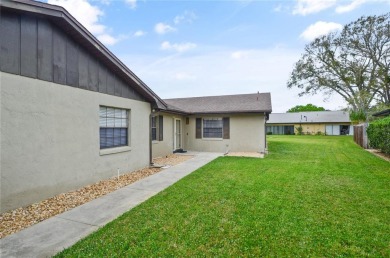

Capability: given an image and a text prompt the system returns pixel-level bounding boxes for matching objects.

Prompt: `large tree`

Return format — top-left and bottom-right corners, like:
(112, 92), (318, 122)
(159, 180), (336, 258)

(287, 104), (325, 113)
(287, 13), (390, 117)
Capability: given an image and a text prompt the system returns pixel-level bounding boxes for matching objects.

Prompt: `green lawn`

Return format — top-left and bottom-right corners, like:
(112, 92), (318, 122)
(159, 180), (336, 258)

(56, 136), (390, 257)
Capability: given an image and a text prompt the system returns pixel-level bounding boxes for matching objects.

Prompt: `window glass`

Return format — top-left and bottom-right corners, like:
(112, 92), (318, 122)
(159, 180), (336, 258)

(203, 118), (223, 138)
(151, 116), (157, 141)
(99, 106), (129, 149)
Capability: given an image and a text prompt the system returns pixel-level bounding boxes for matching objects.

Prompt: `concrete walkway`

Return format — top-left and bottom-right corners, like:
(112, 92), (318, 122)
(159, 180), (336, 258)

(0, 152), (222, 258)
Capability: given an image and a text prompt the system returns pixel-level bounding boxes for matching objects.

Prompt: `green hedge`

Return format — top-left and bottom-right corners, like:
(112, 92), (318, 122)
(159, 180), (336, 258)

(367, 116), (390, 154)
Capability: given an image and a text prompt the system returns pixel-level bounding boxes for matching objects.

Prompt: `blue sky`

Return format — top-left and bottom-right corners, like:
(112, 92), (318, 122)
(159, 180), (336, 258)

(46, 0), (389, 112)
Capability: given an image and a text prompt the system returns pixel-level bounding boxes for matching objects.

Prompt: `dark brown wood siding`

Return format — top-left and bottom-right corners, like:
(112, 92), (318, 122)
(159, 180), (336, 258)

(1, 12), (20, 74)
(20, 15), (37, 78)
(37, 19), (53, 82)
(53, 29), (67, 85)
(0, 11), (145, 102)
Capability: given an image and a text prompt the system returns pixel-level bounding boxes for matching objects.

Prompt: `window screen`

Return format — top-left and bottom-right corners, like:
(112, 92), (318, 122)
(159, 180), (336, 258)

(99, 106), (128, 149)
(203, 118), (223, 138)
(151, 116), (157, 141)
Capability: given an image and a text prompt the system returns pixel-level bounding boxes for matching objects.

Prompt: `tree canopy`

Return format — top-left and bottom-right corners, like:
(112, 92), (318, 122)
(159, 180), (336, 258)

(287, 13), (390, 118)
(287, 104), (325, 113)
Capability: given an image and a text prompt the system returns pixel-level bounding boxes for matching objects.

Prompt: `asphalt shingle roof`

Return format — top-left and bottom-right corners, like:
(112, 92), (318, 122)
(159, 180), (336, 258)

(267, 111), (351, 124)
(163, 93), (272, 114)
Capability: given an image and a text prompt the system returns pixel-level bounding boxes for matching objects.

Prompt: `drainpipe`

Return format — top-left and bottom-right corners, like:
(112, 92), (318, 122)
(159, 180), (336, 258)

(149, 108), (154, 167)
(264, 112), (268, 154)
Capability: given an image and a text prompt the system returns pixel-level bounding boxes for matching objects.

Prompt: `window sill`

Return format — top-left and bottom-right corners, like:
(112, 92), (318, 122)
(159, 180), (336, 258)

(152, 141), (159, 144)
(202, 138), (224, 141)
(100, 146), (131, 156)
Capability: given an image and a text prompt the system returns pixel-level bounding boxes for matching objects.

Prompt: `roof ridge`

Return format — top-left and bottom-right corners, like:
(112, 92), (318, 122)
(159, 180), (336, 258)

(163, 92), (270, 101)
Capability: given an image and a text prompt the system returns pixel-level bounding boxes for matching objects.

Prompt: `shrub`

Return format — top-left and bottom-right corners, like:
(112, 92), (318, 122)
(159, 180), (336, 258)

(267, 132), (273, 135)
(296, 126), (303, 135)
(367, 116), (390, 154)
(350, 110), (367, 124)
(316, 131), (323, 136)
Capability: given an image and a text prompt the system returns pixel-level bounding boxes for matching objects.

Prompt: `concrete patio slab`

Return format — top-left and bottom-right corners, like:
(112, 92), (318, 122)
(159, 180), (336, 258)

(0, 152), (222, 258)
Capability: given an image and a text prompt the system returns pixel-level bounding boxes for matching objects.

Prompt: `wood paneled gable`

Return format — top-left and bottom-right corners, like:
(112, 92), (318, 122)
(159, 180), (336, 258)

(0, 10), (145, 102)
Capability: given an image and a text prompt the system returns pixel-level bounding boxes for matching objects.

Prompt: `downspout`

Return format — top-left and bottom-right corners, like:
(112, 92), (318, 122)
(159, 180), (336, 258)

(149, 107), (153, 167)
(264, 112), (269, 154)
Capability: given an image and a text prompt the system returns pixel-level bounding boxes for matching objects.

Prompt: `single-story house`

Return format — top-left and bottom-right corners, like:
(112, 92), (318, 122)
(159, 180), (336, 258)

(151, 93), (272, 158)
(0, 0), (272, 212)
(266, 111), (353, 135)
(0, 0), (169, 212)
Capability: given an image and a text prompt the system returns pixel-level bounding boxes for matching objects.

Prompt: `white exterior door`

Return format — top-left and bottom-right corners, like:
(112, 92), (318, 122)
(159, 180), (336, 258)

(326, 125), (333, 135)
(349, 125), (354, 135)
(332, 125), (340, 135)
(173, 119), (182, 150)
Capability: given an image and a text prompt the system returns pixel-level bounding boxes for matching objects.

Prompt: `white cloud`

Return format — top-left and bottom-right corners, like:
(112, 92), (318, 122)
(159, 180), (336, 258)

(134, 30), (146, 37)
(273, 3), (290, 13)
(98, 0), (111, 5)
(292, 0), (337, 15)
(48, 0), (123, 45)
(160, 41), (197, 52)
(125, 0), (137, 9)
(154, 22), (176, 34)
(121, 47), (348, 112)
(48, 0), (105, 34)
(174, 11), (197, 25)
(300, 21), (343, 41)
(335, 0), (366, 13)
(97, 34), (124, 45)
(231, 51), (249, 59)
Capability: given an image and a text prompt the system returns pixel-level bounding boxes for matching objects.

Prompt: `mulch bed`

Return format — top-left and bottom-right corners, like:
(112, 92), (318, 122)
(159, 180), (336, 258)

(366, 149), (390, 162)
(0, 154), (193, 239)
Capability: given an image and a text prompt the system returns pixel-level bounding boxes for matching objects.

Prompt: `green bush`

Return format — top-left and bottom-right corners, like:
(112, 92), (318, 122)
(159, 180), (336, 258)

(267, 132), (273, 135)
(350, 110), (367, 124)
(367, 116), (390, 154)
(296, 126), (303, 135)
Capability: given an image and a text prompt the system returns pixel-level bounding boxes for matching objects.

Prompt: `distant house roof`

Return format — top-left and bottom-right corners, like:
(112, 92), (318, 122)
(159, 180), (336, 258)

(1, 0), (167, 109)
(372, 109), (390, 117)
(162, 93), (272, 114)
(267, 111), (351, 124)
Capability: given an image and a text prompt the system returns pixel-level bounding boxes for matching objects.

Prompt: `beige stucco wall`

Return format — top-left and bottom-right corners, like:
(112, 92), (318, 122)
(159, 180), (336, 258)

(151, 112), (185, 158)
(184, 114), (266, 153)
(0, 72), (151, 212)
(298, 124), (325, 134)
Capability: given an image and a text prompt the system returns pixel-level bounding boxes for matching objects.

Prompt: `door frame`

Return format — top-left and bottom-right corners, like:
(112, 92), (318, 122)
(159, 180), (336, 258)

(173, 118), (182, 150)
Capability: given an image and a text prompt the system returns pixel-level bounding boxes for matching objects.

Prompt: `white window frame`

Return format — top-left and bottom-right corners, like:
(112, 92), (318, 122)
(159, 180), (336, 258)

(99, 106), (129, 150)
(151, 115), (159, 142)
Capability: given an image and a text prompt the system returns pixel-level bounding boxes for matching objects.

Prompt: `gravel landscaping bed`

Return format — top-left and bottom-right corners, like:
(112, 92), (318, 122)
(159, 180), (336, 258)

(225, 152), (264, 158)
(0, 154), (193, 239)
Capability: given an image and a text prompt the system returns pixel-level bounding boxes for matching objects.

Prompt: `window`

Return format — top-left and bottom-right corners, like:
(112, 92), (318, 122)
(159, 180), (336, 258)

(151, 115), (163, 141)
(151, 116), (157, 141)
(99, 106), (128, 149)
(203, 118), (223, 138)
(266, 125), (294, 135)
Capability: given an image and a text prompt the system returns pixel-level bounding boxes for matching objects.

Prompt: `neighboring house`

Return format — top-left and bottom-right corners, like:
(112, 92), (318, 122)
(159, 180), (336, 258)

(267, 111), (353, 135)
(372, 109), (390, 117)
(0, 0), (167, 212)
(151, 93), (272, 158)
